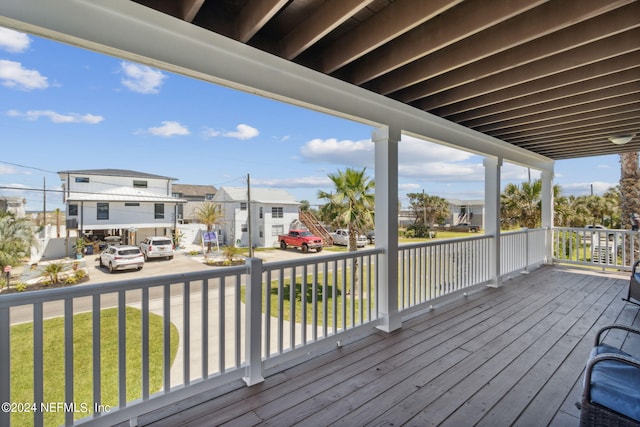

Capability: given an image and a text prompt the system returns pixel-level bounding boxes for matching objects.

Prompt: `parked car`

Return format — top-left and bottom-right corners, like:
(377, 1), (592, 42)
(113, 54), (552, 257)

(99, 245), (144, 273)
(331, 229), (368, 247)
(367, 231), (375, 244)
(139, 236), (175, 260)
(278, 229), (323, 253)
(447, 223), (481, 232)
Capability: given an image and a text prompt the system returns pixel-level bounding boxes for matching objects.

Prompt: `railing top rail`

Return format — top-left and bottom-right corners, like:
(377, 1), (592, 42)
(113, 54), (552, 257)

(0, 265), (250, 308)
(400, 234), (492, 251)
(262, 247), (384, 273)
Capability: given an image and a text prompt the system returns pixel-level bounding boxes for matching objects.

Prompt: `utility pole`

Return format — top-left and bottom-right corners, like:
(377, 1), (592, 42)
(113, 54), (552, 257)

(43, 176), (46, 226)
(247, 173), (253, 258)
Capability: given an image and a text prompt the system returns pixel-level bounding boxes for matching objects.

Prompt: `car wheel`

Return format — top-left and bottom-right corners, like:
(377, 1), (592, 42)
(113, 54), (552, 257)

(99, 258), (104, 268)
(302, 244), (309, 253)
(138, 265), (143, 270)
(144, 253), (148, 261)
(280, 241), (287, 250)
(167, 256), (173, 260)
(108, 262), (115, 273)
(317, 247), (323, 253)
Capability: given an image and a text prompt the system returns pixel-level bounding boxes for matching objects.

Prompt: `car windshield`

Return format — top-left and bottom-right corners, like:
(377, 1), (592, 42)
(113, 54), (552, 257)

(300, 231), (312, 237)
(119, 249), (141, 255)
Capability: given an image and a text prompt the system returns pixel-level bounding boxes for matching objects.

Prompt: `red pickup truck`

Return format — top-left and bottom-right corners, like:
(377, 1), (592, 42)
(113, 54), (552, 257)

(278, 230), (323, 253)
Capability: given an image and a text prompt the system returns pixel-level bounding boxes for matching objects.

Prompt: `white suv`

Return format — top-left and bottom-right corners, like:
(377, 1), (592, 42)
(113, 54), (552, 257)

(139, 236), (175, 260)
(99, 245), (144, 273)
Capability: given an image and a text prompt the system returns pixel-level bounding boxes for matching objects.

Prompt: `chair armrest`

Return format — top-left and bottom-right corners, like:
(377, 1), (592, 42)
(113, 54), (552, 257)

(633, 259), (640, 275)
(584, 352), (640, 400)
(594, 324), (640, 346)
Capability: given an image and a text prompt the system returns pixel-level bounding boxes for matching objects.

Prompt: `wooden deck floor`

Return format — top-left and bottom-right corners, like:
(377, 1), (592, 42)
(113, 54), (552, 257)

(131, 265), (640, 427)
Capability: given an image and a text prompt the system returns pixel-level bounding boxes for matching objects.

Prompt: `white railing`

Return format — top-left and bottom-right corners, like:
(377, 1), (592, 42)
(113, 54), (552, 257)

(398, 235), (493, 310)
(501, 228), (549, 276)
(553, 227), (639, 271)
(0, 230), (555, 427)
(0, 249), (384, 427)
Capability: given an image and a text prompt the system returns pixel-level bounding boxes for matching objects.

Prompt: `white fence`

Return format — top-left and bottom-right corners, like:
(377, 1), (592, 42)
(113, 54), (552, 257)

(552, 227), (639, 271)
(0, 230), (549, 426)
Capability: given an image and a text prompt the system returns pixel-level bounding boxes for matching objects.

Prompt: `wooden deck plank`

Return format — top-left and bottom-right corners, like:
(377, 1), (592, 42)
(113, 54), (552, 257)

(138, 266), (636, 427)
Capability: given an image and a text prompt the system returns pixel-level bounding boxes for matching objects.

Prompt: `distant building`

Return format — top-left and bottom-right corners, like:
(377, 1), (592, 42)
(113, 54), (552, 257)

(0, 196), (27, 218)
(171, 184), (217, 223)
(58, 169), (187, 244)
(447, 199), (484, 227)
(213, 186), (300, 248)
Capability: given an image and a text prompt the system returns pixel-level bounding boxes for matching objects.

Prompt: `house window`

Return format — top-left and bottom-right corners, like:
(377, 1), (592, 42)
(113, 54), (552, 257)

(259, 207), (263, 219)
(154, 203), (165, 219)
(75, 177), (89, 183)
(205, 194), (214, 200)
(69, 204), (78, 216)
(272, 224), (284, 236)
(241, 223), (248, 232)
(133, 180), (148, 188)
(125, 202), (140, 207)
(97, 203), (109, 220)
(172, 192), (182, 198)
(240, 202), (247, 210)
(272, 207), (283, 218)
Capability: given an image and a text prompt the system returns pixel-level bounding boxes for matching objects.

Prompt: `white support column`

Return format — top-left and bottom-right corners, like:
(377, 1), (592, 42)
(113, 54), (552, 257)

(373, 126), (402, 333)
(483, 157), (502, 287)
(243, 257), (264, 386)
(541, 169), (555, 264)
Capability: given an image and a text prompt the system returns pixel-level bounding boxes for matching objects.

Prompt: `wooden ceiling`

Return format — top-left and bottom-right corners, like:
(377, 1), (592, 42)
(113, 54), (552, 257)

(133, 0), (639, 160)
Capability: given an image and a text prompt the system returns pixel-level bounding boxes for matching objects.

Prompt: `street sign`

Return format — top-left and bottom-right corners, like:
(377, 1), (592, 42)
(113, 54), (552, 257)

(3, 265), (11, 273)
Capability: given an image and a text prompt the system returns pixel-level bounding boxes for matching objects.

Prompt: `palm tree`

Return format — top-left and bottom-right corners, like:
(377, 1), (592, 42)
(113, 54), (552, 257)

(195, 202), (223, 252)
(318, 168), (375, 252)
(54, 208), (61, 238)
(619, 152), (640, 230)
(0, 212), (39, 271)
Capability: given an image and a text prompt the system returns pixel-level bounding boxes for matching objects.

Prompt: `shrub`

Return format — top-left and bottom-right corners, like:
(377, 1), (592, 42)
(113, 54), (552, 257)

(74, 270), (87, 280)
(65, 276), (78, 285)
(14, 282), (27, 292)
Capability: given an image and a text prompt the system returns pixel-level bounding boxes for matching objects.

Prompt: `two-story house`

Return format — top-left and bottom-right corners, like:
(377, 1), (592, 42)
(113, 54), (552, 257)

(0, 196), (26, 218)
(213, 186), (300, 248)
(58, 169), (186, 245)
(171, 184), (217, 223)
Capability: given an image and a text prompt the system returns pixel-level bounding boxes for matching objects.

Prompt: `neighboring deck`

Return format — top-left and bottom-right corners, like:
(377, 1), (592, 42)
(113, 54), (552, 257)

(125, 265), (639, 426)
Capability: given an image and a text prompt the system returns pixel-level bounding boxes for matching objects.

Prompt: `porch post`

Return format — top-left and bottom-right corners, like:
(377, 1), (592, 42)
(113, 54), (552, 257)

(484, 156), (502, 287)
(373, 126), (402, 333)
(541, 169), (554, 264)
(243, 257), (264, 385)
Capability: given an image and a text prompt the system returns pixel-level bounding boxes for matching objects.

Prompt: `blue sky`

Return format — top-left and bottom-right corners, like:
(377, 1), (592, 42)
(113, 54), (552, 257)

(0, 26), (621, 212)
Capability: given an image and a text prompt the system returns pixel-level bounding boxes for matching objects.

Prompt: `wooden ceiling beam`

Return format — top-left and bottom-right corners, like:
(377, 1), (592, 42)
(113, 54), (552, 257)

(337, 0), (535, 82)
(414, 29), (640, 112)
(236, 0), (289, 43)
(373, 0), (632, 95)
(398, 2), (640, 103)
(280, 0), (373, 60)
(441, 66), (640, 122)
(320, 0), (462, 75)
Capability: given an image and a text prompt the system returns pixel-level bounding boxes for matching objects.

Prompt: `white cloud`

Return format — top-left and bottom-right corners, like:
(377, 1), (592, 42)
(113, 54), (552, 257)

(560, 181), (617, 196)
(0, 60), (48, 90)
(120, 62), (166, 94)
(7, 109), (103, 124)
(201, 128), (221, 138)
(0, 28), (30, 53)
(223, 124), (259, 140)
(148, 121), (190, 137)
(300, 138), (373, 167)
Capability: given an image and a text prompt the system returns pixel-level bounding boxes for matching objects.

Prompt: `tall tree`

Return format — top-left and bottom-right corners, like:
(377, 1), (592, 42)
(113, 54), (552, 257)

(318, 168), (375, 252)
(406, 192), (449, 237)
(195, 202), (223, 252)
(619, 152), (640, 230)
(0, 212), (39, 271)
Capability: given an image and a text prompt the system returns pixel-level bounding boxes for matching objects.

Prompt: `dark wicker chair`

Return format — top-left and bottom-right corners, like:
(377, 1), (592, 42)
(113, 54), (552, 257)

(623, 260), (640, 307)
(580, 325), (640, 426)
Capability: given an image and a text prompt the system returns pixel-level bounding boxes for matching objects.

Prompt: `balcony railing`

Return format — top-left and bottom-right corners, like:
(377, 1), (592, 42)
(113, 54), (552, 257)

(553, 227), (639, 271)
(0, 230), (547, 427)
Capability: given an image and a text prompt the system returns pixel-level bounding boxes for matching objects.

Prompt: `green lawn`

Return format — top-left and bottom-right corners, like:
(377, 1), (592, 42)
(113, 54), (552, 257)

(10, 307), (178, 427)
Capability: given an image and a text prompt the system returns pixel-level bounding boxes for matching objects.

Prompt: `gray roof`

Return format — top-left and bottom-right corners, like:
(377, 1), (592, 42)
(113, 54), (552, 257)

(57, 169), (177, 181)
(214, 186), (299, 205)
(66, 186), (186, 203)
(172, 184), (217, 196)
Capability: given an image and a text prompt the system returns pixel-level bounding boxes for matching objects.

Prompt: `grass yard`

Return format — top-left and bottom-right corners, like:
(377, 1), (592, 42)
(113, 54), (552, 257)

(10, 307), (178, 427)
